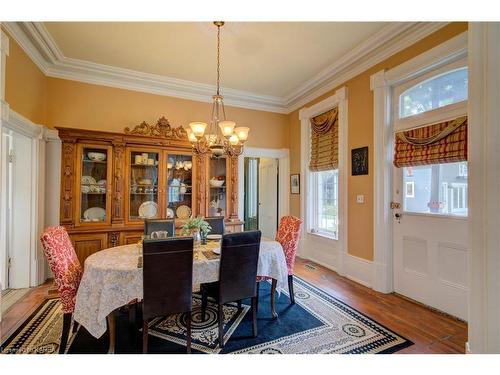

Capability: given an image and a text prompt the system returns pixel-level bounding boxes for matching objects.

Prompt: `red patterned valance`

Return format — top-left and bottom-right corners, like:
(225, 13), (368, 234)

(309, 108), (338, 171)
(393, 116), (467, 168)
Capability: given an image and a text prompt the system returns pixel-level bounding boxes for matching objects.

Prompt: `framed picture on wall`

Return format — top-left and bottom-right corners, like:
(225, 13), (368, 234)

(290, 174), (300, 194)
(351, 146), (369, 176)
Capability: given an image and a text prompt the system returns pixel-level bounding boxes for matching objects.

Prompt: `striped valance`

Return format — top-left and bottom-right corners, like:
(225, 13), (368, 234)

(309, 107), (338, 171)
(393, 116), (467, 168)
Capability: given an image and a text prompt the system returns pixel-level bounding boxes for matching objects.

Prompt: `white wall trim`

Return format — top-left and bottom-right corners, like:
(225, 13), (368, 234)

(3, 22), (449, 115)
(298, 87), (348, 275)
(238, 147), (290, 224)
(370, 32), (468, 294)
(343, 254), (374, 288)
(0, 102), (56, 288)
(467, 22), (500, 354)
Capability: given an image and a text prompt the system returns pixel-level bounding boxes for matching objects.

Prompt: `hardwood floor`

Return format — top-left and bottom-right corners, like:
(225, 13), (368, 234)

(1, 258), (467, 353)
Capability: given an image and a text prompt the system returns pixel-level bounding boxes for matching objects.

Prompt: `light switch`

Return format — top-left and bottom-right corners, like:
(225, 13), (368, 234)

(356, 195), (364, 204)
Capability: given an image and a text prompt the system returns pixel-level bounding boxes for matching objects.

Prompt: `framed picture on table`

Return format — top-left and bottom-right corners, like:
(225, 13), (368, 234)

(290, 174), (300, 194)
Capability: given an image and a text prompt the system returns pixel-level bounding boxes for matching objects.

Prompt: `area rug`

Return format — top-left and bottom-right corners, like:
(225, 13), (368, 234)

(1, 288), (30, 316)
(1, 277), (413, 354)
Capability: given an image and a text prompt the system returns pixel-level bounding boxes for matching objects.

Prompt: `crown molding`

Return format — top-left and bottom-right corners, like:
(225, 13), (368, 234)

(285, 22), (449, 112)
(4, 21), (449, 115)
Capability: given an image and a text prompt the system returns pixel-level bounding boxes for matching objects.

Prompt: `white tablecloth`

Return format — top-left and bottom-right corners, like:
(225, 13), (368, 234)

(74, 238), (288, 338)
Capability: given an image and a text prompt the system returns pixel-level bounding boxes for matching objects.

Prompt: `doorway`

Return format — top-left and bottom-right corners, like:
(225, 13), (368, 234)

(243, 157), (279, 239)
(1, 129), (33, 291)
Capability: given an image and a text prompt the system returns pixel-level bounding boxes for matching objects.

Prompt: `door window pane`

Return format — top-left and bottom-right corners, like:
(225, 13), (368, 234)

(399, 68), (468, 118)
(403, 162), (468, 216)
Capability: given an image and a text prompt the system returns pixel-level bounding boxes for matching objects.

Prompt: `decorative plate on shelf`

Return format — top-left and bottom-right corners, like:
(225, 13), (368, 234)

(81, 175), (97, 185)
(212, 248), (221, 255)
(176, 205), (192, 219)
(87, 152), (106, 161)
(166, 208), (175, 218)
(83, 207), (106, 221)
(139, 201), (158, 219)
(97, 179), (107, 186)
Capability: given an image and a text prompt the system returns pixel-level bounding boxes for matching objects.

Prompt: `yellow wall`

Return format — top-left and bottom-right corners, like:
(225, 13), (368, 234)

(4, 22), (468, 262)
(44, 78), (289, 149)
(4, 31), (46, 124)
(288, 22), (468, 261)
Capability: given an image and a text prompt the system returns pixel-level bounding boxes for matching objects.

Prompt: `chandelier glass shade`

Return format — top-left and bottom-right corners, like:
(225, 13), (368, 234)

(188, 22), (249, 157)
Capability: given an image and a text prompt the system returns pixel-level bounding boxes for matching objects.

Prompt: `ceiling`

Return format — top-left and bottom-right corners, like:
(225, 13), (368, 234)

(43, 22), (388, 98)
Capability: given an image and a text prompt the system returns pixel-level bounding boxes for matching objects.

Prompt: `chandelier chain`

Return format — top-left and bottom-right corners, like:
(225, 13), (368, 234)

(216, 23), (221, 95)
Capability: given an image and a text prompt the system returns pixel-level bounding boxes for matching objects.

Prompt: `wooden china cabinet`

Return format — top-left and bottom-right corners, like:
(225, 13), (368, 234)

(57, 117), (243, 265)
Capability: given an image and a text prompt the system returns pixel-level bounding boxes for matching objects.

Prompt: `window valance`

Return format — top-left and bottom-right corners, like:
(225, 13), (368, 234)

(309, 107), (338, 171)
(393, 116), (467, 168)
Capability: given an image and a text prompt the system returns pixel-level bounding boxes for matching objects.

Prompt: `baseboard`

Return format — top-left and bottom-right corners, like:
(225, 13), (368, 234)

(343, 254), (373, 288)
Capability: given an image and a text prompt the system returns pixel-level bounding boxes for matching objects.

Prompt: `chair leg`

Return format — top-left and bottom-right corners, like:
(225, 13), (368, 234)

(288, 274), (295, 304)
(201, 289), (208, 322)
(251, 297), (258, 338)
(237, 299), (242, 310)
(271, 278), (278, 319)
(255, 282), (260, 313)
(59, 313), (72, 354)
(218, 303), (224, 348)
(142, 320), (149, 354)
(186, 311), (192, 354)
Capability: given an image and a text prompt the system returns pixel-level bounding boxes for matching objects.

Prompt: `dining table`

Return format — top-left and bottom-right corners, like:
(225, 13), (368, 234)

(73, 237), (289, 353)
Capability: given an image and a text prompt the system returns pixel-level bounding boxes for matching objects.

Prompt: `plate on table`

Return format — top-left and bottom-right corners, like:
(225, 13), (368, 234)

(83, 207), (106, 221)
(81, 175), (96, 185)
(176, 205), (191, 219)
(207, 234), (222, 240)
(166, 207), (175, 218)
(139, 201), (158, 219)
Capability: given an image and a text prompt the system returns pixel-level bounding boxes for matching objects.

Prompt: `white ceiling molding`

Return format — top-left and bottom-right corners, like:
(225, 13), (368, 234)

(3, 21), (449, 114)
(284, 22), (449, 112)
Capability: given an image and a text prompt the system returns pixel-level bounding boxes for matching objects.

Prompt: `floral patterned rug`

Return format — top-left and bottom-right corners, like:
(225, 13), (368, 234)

(1, 277), (413, 354)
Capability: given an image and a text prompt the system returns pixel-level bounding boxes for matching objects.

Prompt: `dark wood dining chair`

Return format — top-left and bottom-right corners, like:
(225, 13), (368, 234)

(205, 217), (225, 235)
(200, 230), (261, 348)
(142, 237), (193, 353)
(144, 218), (175, 237)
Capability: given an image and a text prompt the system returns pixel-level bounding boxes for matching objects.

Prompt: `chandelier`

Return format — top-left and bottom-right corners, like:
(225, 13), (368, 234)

(187, 21), (249, 158)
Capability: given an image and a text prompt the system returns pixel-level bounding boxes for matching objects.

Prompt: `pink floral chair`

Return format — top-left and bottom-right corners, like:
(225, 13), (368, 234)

(40, 226), (83, 353)
(257, 216), (303, 316)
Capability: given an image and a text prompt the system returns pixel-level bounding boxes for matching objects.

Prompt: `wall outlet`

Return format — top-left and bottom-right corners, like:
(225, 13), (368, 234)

(356, 195), (365, 204)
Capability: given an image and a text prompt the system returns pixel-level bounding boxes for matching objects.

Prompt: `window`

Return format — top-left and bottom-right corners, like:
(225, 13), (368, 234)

(403, 162), (468, 216)
(310, 170), (338, 239)
(399, 67), (468, 118)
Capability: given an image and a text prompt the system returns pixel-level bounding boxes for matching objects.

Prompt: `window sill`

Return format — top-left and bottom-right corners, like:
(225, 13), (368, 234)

(308, 231), (338, 241)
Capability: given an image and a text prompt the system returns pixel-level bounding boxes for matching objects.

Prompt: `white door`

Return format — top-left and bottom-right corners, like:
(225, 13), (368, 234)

(258, 158), (278, 239)
(392, 162), (469, 320)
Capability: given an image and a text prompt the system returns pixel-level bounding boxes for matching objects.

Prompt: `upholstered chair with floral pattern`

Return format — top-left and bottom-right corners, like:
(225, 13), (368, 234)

(40, 225), (83, 353)
(256, 215), (303, 316)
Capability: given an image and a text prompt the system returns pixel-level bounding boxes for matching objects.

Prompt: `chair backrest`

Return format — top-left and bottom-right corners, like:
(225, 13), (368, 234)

(142, 237), (193, 320)
(144, 219), (175, 237)
(205, 217), (225, 235)
(219, 230), (261, 304)
(275, 216), (303, 275)
(39, 226), (83, 314)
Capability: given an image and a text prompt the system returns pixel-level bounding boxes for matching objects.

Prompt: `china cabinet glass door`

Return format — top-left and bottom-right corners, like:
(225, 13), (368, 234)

(165, 152), (193, 221)
(127, 149), (161, 222)
(208, 156), (227, 217)
(76, 144), (112, 225)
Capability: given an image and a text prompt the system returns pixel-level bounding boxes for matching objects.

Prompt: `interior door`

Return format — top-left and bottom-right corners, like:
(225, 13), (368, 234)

(258, 158), (278, 239)
(392, 162), (468, 320)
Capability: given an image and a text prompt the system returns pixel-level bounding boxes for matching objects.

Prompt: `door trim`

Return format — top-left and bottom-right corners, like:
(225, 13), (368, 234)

(238, 147), (289, 224)
(370, 32), (468, 293)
